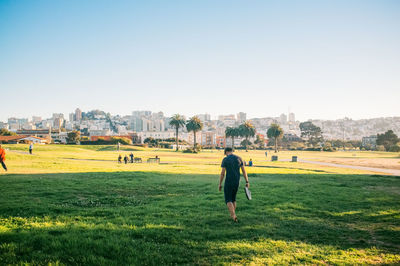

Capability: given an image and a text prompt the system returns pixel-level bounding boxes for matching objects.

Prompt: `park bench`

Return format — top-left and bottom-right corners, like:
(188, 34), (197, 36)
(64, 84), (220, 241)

(134, 157), (142, 163)
(292, 156), (298, 162)
(271, 155), (278, 161)
(147, 158), (160, 163)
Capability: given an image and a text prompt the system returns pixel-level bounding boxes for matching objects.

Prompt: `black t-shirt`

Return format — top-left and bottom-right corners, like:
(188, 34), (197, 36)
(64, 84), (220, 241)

(221, 154), (243, 186)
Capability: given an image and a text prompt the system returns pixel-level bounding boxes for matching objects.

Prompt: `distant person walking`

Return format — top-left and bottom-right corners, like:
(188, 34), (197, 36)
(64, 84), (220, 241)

(118, 154), (122, 164)
(124, 155), (128, 164)
(29, 143), (33, 154)
(219, 147), (249, 222)
(117, 142), (120, 151)
(130, 153), (134, 163)
(265, 151), (268, 158)
(0, 145), (7, 171)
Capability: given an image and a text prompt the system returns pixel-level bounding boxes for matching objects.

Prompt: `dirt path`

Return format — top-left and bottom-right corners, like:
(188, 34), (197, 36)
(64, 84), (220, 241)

(299, 159), (400, 176)
(305, 157), (400, 170)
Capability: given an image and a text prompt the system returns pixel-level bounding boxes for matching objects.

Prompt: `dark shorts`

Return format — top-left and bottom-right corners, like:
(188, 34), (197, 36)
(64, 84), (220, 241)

(224, 183), (239, 204)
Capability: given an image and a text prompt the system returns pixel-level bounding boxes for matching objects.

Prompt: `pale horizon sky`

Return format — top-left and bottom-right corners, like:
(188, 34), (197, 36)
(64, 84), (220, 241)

(1, 0), (399, 122)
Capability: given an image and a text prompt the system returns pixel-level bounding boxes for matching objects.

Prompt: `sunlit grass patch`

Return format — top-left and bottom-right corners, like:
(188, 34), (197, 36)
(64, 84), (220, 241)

(0, 145), (399, 264)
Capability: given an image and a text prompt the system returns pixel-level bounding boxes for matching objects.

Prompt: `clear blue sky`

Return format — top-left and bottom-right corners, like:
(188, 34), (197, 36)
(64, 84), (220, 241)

(1, 0), (399, 122)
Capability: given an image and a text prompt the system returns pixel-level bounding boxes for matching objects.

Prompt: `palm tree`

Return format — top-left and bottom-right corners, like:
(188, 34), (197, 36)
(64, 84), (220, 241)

(186, 116), (203, 149)
(267, 123), (284, 153)
(238, 121), (256, 152)
(169, 114), (186, 151)
(225, 127), (239, 149)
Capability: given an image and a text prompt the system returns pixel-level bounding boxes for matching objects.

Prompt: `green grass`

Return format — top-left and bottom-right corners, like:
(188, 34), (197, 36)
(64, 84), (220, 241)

(0, 145), (399, 265)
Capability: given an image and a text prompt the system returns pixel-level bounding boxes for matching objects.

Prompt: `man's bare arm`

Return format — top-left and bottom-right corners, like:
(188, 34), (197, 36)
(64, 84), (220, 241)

(219, 168), (226, 191)
(241, 165), (249, 188)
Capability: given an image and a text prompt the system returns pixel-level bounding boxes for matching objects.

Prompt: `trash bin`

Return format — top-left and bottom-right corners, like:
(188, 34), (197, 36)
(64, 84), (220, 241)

(271, 155), (278, 161)
(292, 156), (297, 162)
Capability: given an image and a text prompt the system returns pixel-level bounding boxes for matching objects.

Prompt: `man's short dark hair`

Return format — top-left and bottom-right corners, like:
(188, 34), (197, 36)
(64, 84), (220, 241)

(224, 147), (233, 154)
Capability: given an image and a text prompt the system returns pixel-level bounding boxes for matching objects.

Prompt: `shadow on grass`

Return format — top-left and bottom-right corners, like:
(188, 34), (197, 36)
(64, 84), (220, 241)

(0, 171), (399, 264)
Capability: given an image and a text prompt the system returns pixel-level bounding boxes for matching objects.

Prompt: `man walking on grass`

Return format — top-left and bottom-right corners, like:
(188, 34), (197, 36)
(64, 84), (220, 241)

(219, 147), (249, 222)
(0, 145), (7, 171)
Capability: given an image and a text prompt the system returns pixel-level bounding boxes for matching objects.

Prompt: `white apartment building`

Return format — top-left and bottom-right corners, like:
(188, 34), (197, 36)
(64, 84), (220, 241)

(223, 119), (237, 127)
(90, 129), (113, 136)
(51, 131), (68, 144)
(137, 131), (176, 143)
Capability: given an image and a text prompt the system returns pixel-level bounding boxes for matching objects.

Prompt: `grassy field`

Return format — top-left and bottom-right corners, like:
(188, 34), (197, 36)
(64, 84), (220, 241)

(0, 145), (399, 265)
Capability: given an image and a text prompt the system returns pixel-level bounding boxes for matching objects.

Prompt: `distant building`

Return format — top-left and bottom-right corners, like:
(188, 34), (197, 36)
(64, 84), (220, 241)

(32, 116), (42, 123)
(283, 133), (302, 142)
(7, 118), (28, 130)
(197, 114), (211, 122)
(75, 108), (82, 121)
(362, 135), (377, 149)
(64, 122), (74, 131)
(0, 122), (7, 129)
(130, 111), (166, 132)
(53, 117), (64, 129)
(0, 135), (49, 144)
(280, 114), (287, 124)
(52, 131), (68, 144)
(16, 129), (68, 143)
(223, 119), (236, 127)
(187, 131), (203, 145)
(52, 113), (64, 120)
(40, 120), (53, 129)
(141, 118), (153, 132)
(131, 117), (143, 132)
(89, 129), (113, 136)
(216, 136), (226, 148)
(132, 111), (152, 117)
(237, 112), (247, 123)
(218, 114), (235, 121)
(152, 111), (164, 120)
(137, 131), (175, 143)
(152, 119), (165, 131)
(21, 123), (36, 130)
(8, 117), (28, 125)
(16, 129), (52, 142)
(69, 113), (75, 122)
(289, 113), (295, 123)
(200, 131), (216, 147)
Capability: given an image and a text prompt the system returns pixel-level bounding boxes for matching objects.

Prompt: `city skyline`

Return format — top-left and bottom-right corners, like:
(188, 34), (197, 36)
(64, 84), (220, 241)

(1, 1), (399, 122)
(2, 107), (400, 124)
(3, 107), (400, 143)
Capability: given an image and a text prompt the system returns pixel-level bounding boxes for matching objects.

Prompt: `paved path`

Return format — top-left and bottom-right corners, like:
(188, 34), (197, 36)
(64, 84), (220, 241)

(299, 159), (400, 176)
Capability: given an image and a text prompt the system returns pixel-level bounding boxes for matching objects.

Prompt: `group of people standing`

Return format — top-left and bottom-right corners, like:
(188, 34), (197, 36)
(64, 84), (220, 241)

(118, 153), (135, 164)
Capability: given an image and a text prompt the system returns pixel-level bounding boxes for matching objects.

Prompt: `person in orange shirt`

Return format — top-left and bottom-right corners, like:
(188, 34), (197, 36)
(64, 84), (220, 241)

(0, 145), (7, 171)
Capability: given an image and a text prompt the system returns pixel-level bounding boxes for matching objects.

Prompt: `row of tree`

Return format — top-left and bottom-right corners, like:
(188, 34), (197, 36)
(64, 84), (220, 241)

(0, 128), (16, 136)
(170, 115), (262, 152)
(376, 130), (400, 152)
(169, 115), (204, 151)
(225, 121), (256, 152)
(225, 122), (322, 153)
